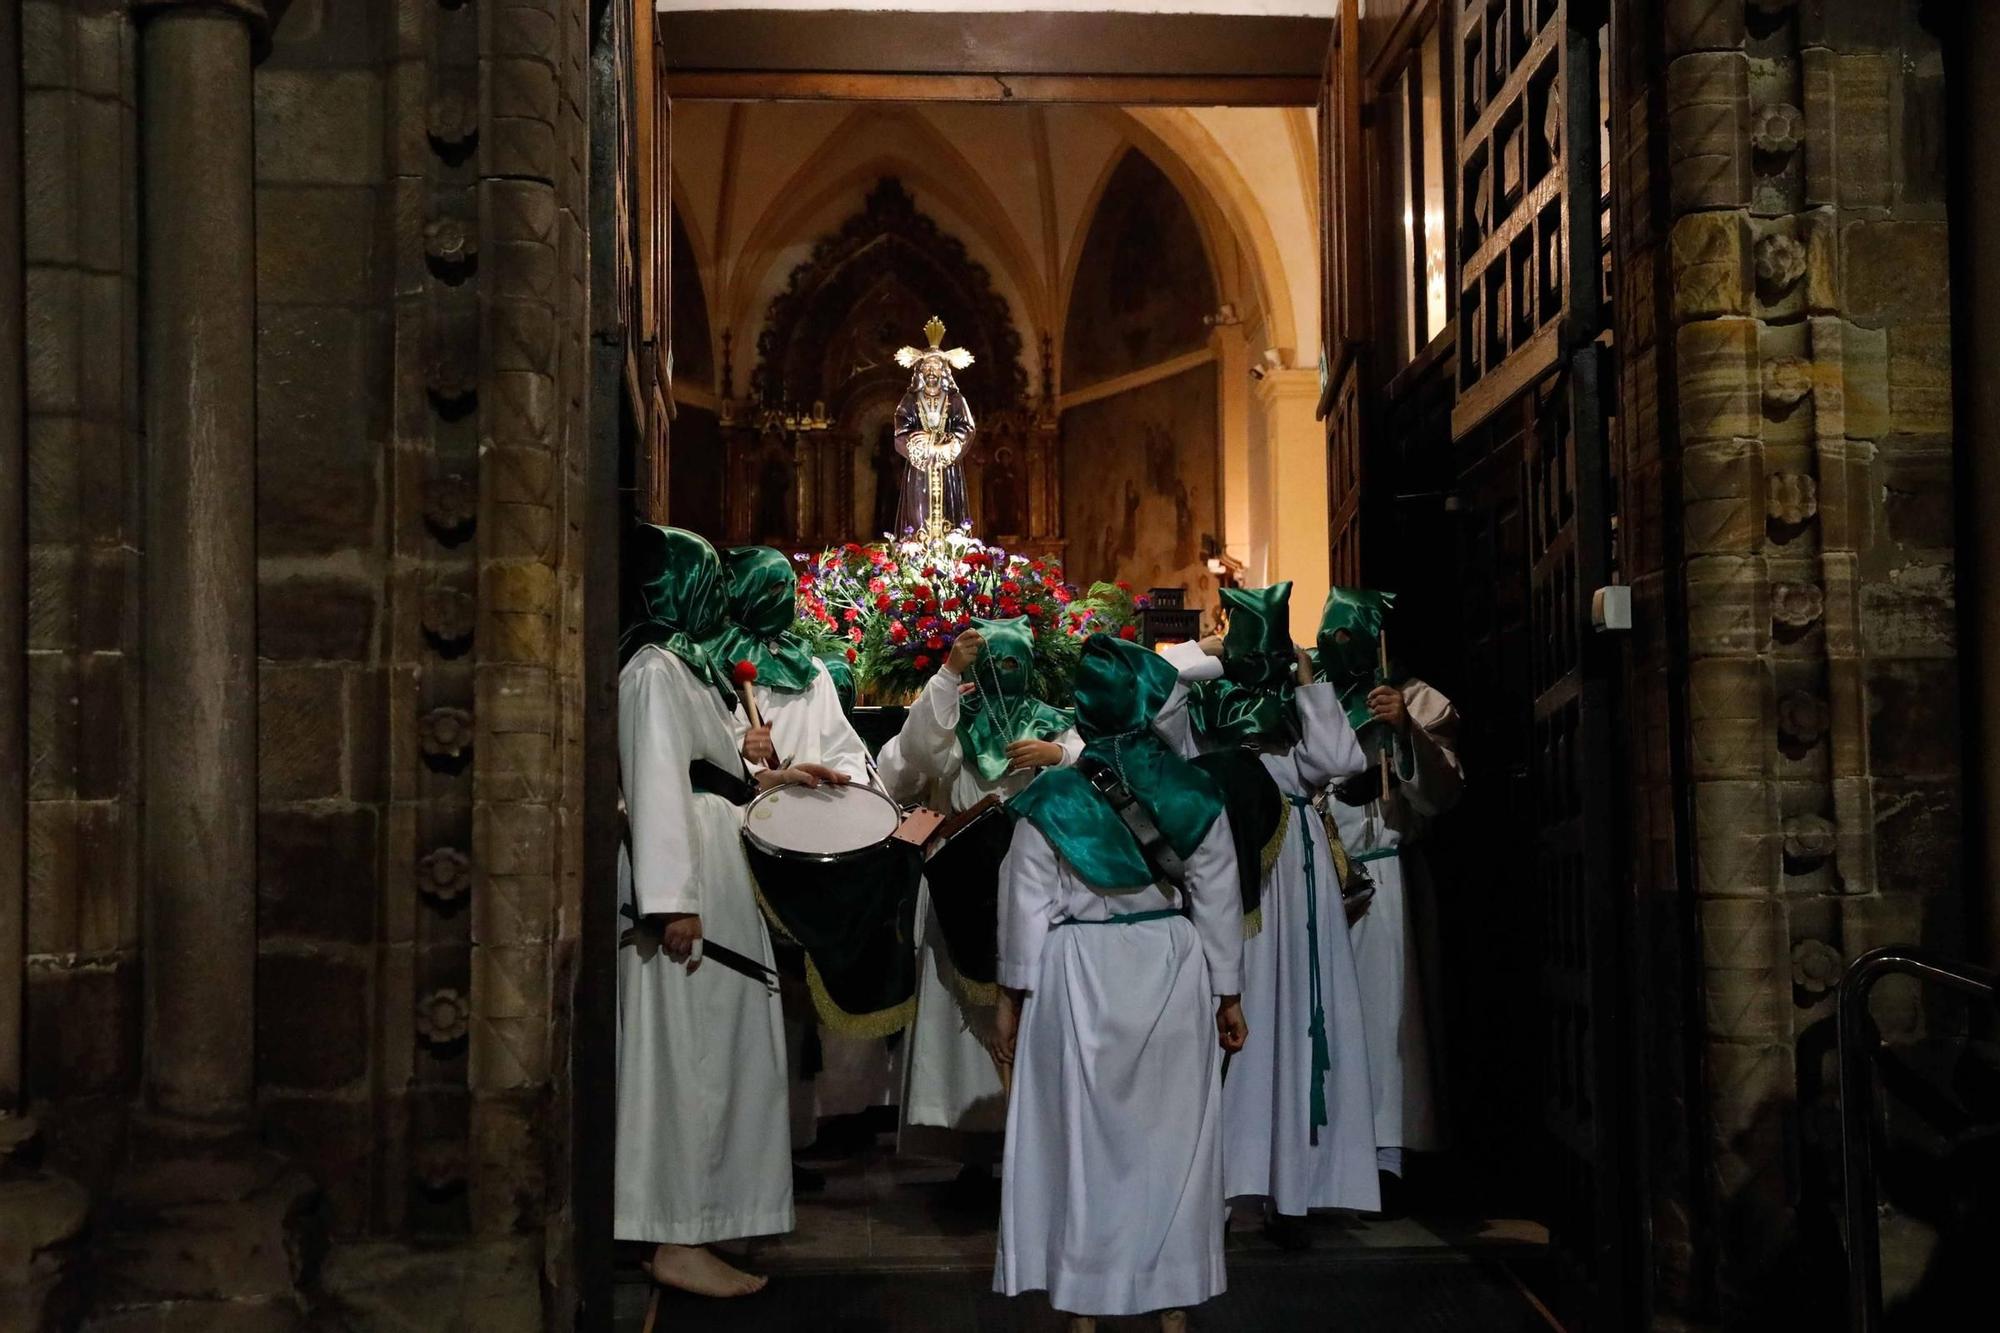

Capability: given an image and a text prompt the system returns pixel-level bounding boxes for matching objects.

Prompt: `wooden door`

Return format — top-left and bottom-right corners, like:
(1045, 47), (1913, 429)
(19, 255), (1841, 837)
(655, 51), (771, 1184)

(1450, 0), (1629, 1325)
(1322, 0), (1371, 584)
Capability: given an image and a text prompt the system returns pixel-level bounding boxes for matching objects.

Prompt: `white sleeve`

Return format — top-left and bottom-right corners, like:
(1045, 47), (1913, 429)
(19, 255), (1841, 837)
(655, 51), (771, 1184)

(618, 662), (703, 916)
(1160, 639), (1224, 682)
(1055, 727), (1084, 767)
(1293, 681), (1369, 787)
(996, 820), (1061, 993)
(1183, 813), (1244, 996)
(1152, 679), (1202, 758)
(1396, 683), (1465, 818)
(765, 663), (873, 783)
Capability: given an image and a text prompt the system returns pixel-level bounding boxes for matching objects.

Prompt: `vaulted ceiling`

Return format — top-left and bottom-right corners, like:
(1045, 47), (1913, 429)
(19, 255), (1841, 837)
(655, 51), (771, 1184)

(670, 103), (1318, 399)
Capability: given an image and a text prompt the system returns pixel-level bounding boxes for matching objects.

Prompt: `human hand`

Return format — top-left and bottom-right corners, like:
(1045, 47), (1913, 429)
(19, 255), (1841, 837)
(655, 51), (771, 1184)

(742, 723), (776, 766)
(947, 628), (985, 675)
(1216, 996), (1247, 1053)
(755, 762), (853, 791)
(1294, 644), (1316, 685)
(1199, 635), (1224, 658)
(659, 912), (702, 973)
(993, 988), (1023, 1065)
(1005, 738), (1065, 772)
(1366, 685), (1409, 733)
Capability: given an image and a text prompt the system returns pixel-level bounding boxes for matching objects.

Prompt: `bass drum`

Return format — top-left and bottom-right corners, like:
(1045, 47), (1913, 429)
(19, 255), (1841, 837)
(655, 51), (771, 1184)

(740, 782), (921, 1034)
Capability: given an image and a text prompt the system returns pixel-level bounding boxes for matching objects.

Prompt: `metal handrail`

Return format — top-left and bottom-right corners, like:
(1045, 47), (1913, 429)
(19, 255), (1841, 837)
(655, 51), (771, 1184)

(1837, 946), (2000, 1332)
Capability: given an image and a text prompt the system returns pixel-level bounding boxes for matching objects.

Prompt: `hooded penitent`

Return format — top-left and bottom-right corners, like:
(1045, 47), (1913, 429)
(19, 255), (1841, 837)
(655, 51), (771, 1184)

(1314, 585), (1398, 744)
(618, 524), (738, 708)
(956, 615), (1074, 783)
(702, 545), (820, 694)
(1188, 582), (1300, 747)
(1007, 633), (1224, 890)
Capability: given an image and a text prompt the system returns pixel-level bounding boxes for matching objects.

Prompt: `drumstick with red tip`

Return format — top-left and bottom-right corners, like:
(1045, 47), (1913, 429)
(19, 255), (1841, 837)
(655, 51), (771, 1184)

(733, 659), (787, 769)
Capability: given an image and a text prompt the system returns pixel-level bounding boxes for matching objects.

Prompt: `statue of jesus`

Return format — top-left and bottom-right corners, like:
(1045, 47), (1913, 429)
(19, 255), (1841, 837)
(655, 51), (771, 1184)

(893, 316), (975, 540)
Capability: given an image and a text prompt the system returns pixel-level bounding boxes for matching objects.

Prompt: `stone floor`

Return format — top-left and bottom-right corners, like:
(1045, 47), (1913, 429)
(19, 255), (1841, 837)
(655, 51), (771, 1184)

(614, 1146), (1555, 1331)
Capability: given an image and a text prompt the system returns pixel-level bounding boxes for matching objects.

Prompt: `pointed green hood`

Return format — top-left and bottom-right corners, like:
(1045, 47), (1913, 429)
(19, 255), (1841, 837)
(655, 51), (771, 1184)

(956, 616), (1074, 783)
(1008, 634), (1224, 890)
(1314, 585), (1398, 737)
(702, 545), (820, 694)
(1189, 581), (1299, 746)
(619, 524), (738, 708)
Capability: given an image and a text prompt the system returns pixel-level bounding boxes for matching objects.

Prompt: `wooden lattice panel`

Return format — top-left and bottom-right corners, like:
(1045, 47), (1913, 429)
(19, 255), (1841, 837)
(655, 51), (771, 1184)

(1454, 0), (1569, 436)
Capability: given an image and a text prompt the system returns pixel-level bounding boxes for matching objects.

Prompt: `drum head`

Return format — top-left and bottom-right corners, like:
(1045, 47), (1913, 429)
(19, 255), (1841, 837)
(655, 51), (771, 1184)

(744, 782), (901, 858)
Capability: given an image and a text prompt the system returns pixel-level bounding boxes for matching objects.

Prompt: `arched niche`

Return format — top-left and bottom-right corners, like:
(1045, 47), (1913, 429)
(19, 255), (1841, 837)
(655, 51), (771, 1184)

(1062, 148), (1219, 389)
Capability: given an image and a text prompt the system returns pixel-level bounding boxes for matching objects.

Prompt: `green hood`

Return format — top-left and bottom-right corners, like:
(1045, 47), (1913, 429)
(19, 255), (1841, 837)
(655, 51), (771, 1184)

(619, 524), (738, 708)
(957, 616), (1073, 784)
(1314, 585), (1398, 738)
(702, 545), (819, 694)
(1189, 582), (1298, 746)
(1008, 634), (1224, 890)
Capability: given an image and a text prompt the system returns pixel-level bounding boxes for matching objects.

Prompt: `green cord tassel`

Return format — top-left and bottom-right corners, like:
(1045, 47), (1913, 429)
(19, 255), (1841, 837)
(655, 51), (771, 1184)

(1288, 793), (1333, 1146)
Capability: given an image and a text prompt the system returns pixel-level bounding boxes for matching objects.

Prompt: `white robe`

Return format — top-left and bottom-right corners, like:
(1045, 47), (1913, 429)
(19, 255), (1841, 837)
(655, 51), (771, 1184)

(615, 647), (792, 1245)
(1158, 642), (1380, 1216)
(1327, 679), (1463, 1170)
(994, 814), (1243, 1317)
(749, 664), (900, 1122)
(875, 665), (1083, 1135)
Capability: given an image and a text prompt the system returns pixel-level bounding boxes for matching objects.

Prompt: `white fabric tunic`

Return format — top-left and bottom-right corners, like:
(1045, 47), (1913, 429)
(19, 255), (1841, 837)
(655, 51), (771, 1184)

(1327, 679), (1463, 1168)
(994, 813), (1243, 1317)
(875, 665), (1083, 1133)
(615, 646), (793, 1245)
(1157, 642), (1380, 1216)
(750, 664), (900, 1121)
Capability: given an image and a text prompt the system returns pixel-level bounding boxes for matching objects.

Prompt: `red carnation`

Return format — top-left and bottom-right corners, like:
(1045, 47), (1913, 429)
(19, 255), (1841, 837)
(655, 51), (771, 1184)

(1000, 579), (1021, 596)
(974, 594), (994, 611)
(869, 578), (886, 593)
(849, 627), (864, 643)
(845, 647), (857, 662)
(926, 635), (945, 651)
(923, 598), (940, 613)
(901, 599), (919, 614)
(1026, 602), (1045, 617)
(1115, 579), (1132, 592)
(942, 596), (962, 612)
(732, 660), (759, 684)
(914, 654), (932, 670)
(844, 542), (863, 555)
(889, 622), (908, 643)
(844, 608), (861, 624)
(1118, 625), (1138, 640)
(875, 594), (893, 611)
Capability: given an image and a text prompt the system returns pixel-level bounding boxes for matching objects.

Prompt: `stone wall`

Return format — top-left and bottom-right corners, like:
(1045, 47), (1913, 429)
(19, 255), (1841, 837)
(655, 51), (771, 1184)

(11, 0), (594, 1321)
(20, 0), (145, 1198)
(1618, 0), (1961, 1322)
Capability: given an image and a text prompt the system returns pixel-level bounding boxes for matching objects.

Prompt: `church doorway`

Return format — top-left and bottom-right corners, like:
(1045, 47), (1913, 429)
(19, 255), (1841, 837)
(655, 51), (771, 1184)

(591, 5), (1628, 1329)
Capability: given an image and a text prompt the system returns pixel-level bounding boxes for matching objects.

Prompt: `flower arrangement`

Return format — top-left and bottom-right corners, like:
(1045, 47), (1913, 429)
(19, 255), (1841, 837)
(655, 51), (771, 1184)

(792, 526), (1138, 706)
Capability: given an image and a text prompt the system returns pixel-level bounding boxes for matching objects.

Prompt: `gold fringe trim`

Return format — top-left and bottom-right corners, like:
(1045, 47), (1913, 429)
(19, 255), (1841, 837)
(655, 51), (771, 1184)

(1260, 800), (1291, 880)
(805, 953), (915, 1039)
(934, 942), (999, 1014)
(745, 861), (801, 948)
(1241, 906), (1264, 941)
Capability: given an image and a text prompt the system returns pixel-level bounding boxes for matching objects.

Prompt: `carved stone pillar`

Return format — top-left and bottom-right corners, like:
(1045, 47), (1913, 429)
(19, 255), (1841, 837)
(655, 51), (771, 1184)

(135, 0), (262, 1132)
(0, 0), (25, 1113)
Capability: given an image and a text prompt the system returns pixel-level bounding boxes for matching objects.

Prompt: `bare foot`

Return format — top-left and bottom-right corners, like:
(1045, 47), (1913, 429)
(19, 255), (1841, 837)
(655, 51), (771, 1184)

(646, 1243), (769, 1298)
(1159, 1310), (1188, 1333)
(1065, 1318), (1098, 1333)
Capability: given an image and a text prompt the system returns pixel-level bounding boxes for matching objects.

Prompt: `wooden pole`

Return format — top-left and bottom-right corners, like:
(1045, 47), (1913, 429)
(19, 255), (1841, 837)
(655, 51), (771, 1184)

(1378, 629), (1392, 801)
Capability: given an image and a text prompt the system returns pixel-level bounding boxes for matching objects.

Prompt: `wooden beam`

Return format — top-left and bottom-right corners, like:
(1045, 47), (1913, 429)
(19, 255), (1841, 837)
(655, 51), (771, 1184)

(659, 11), (1334, 80)
(664, 71), (1319, 106)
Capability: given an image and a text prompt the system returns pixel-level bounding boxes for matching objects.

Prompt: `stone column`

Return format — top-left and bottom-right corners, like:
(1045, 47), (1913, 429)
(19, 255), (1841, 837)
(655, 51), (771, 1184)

(135, 0), (262, 1132)
(0, 0), (26, 1114)
(1253, 364), (1328, 642)
(1213, 327), (1252, 576)
(1962, 2), (2000, 969)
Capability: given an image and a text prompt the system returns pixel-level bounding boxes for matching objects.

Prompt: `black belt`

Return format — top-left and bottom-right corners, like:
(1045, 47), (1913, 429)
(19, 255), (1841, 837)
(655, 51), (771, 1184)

(618, 917), (779, 989)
